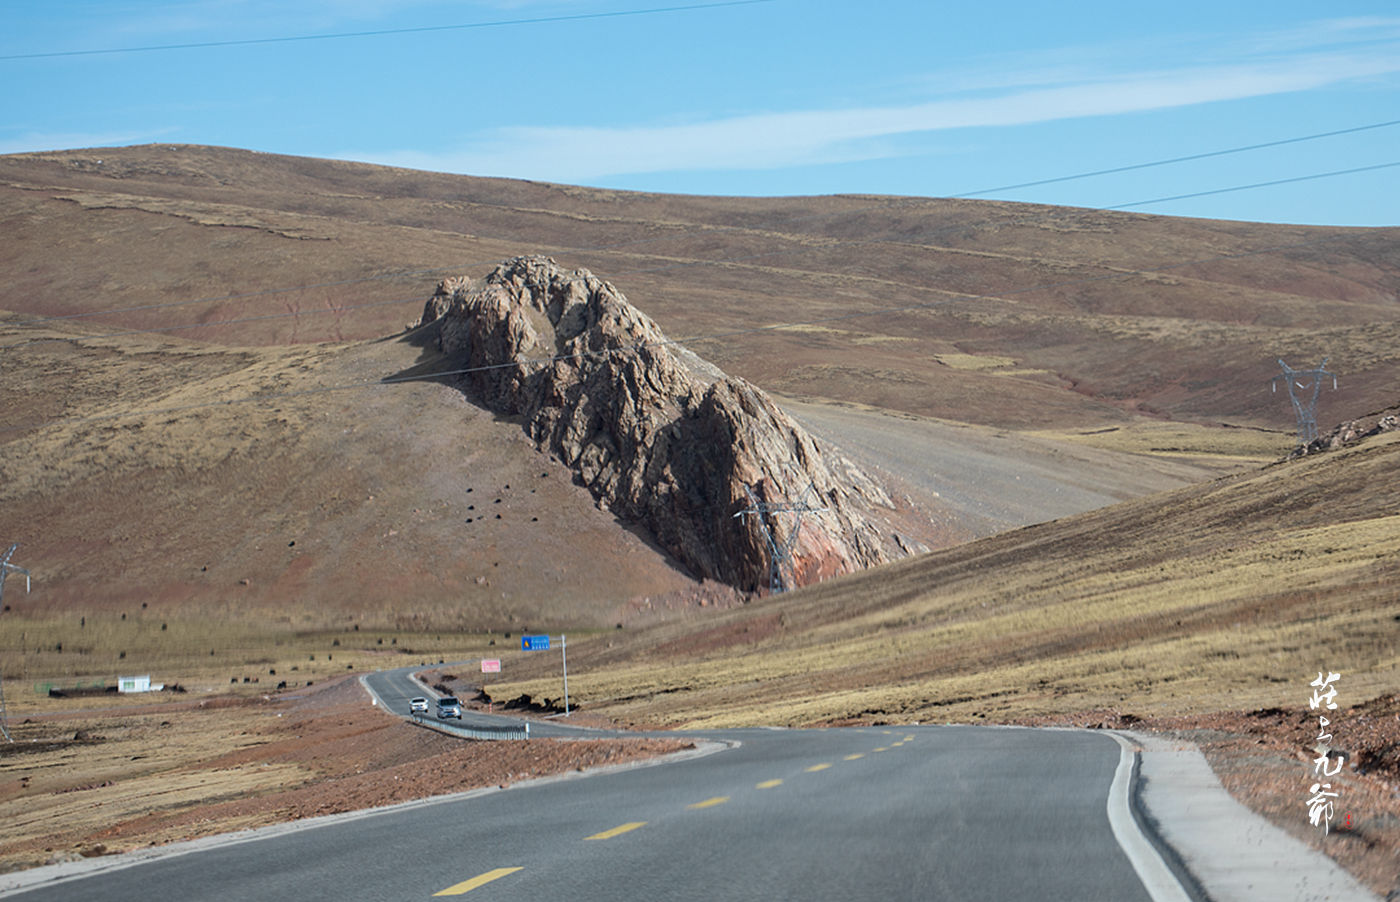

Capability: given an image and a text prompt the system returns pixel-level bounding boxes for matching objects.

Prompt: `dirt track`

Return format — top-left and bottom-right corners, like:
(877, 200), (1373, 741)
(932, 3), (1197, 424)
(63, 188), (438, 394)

(781, 396), (1247, 537)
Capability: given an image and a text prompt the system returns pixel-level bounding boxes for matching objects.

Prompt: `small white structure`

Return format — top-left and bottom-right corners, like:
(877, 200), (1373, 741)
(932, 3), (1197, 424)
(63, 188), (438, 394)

(117, 675), (164, 694)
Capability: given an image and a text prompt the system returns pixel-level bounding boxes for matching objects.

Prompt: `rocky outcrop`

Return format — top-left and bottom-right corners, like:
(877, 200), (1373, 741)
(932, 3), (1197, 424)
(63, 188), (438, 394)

(1289, 404), (1400, 458)
(420, 256), (907, 591)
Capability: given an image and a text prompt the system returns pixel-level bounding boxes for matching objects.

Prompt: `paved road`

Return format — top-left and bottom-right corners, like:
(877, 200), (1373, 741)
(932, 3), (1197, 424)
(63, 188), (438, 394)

(366, 664), (601, 739)
(4, 667), (1165, 901)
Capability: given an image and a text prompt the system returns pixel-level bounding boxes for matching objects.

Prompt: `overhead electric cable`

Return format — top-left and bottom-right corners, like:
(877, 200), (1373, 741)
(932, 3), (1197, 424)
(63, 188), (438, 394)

(0, 0), (775, 61)
(8, 116), (1397, 334)
(1107, 160), (1400, 210)
(3, 156), (1390, 352)
(952, 119), (1400, 199)
(0, 230), (1356, 436)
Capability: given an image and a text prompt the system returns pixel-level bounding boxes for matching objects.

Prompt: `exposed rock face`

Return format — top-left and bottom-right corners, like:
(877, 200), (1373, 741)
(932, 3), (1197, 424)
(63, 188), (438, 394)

(420, 256), (906, 590)
(1289, 403), (1400, 458)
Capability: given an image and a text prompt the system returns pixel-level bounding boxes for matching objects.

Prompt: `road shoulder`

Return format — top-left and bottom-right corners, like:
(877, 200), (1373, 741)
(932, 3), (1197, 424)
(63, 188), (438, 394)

(1116, 730), (1381, 902)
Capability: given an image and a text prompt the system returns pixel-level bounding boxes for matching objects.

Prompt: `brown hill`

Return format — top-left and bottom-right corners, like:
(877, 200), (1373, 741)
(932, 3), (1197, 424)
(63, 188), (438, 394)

(1, 143), (1328, 628)
(2, 144), (1397, 432)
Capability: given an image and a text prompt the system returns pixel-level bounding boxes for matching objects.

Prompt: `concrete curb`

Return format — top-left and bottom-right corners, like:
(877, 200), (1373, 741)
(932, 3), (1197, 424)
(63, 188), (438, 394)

(1104, 731), (1198, 902)
(1113, 730), (1381, 902)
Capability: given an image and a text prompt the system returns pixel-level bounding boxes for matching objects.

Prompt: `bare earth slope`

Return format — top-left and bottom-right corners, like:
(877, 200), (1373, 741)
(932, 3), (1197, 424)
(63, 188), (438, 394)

(2, 144), (1397, 431)
(0, 313), (705, 630)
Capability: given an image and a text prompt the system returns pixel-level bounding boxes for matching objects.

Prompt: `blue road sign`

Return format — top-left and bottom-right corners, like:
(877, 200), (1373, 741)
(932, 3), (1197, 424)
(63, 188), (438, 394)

(522, 634), (550, 651)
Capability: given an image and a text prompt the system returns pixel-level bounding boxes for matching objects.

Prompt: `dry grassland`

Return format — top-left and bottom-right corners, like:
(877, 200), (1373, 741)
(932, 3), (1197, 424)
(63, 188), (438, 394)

(0, 675), (686, 875)
(484, 433), (1400, 729)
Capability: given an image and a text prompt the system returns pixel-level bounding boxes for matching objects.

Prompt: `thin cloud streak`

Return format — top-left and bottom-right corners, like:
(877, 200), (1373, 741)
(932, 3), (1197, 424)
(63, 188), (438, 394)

(348, 48), (1400, 182)
(0, 128), (179, 155)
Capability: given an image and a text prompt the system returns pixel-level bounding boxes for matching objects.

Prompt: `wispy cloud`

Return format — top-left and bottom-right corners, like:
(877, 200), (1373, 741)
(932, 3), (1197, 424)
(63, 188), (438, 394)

(344, 38), (1400, 182)
(0, 128), (179, 155)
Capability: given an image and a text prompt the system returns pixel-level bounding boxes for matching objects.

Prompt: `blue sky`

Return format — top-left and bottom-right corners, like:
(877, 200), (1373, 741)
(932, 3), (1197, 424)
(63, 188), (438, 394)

(5, 1), (1399, 225)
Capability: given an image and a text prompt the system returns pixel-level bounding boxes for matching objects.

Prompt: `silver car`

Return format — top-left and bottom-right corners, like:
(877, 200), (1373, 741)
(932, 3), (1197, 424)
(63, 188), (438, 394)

(436, 696), (462, 719)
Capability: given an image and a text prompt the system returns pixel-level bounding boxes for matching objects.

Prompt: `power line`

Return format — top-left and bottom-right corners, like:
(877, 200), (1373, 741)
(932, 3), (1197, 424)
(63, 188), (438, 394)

(952, 119), (1400, 200)
(0, 294), (423, 351)
(1108, 161), (1400, 211)
(0, 198), (1355, 356)
(5, 152), (1393, 354)
(0, 230), (1356, 436)
(0, 0), (776, 62)
(8, 117), (1397, 337)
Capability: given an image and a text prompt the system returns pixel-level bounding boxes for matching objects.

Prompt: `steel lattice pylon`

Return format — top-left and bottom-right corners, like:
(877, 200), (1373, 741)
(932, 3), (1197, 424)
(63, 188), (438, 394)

(1271, 358), (1337, 445)
(733, 480), (828, 595)
(0, 543), (31, 742)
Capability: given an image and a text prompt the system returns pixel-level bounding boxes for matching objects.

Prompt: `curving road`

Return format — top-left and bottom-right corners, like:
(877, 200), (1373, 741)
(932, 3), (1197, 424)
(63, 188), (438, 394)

(3, 667), (1181, 902)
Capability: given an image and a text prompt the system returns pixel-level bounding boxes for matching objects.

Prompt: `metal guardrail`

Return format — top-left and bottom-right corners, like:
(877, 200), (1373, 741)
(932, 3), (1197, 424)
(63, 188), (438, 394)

(412, 712), (530, 741)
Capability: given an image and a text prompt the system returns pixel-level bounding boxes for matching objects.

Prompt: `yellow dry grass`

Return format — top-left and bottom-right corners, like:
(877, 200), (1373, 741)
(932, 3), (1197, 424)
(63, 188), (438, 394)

(1026, 420), (1291, 465)
(486, 433), (1400, 728)
(932, 352), (1019, 370)
(0, 618), (503, 716)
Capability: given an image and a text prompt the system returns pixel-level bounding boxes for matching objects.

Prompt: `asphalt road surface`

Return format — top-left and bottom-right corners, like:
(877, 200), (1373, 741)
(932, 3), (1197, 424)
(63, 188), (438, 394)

(5, 668), (1164, 902)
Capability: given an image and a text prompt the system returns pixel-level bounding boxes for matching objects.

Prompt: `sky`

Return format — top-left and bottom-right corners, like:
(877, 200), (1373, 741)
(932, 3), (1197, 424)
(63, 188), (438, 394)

(4, 0), (1400, 226)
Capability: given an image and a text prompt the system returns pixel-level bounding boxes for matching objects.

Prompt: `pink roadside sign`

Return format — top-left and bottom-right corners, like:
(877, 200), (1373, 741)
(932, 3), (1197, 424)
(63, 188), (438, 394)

(480, 659), (501, 673)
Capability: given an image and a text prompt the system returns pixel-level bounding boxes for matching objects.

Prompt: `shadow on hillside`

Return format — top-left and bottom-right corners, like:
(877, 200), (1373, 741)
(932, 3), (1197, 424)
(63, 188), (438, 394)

(378, 319), (459, 382)
(378, 319), (708, 587)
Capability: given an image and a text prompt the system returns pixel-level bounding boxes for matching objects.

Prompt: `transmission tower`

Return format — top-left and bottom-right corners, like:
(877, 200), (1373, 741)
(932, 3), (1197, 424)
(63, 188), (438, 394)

(733, 480), (828, 595)
(0, 543), (31, 742)
(1271, 358), (1337, 445)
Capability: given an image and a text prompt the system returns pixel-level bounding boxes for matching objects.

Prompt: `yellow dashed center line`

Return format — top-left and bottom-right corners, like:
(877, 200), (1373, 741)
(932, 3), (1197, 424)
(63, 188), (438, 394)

(756, 779), (783, 789)
(586, 821), (647, 840)
(687, 796), (730, 809)
(434, 867), (523, 896)
(844, 753), (865, 761)
(805, 763), (832, 772)
(873, 747), (889, 752)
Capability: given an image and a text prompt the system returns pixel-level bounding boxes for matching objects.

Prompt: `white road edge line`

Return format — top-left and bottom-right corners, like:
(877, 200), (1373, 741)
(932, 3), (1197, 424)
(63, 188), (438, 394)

(0, 675), (734, 899)
(1104, 731), (1194, 902)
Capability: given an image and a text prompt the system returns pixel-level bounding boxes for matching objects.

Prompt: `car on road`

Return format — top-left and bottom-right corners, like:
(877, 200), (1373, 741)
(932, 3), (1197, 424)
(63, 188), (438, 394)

(409, 697), (429, 715)
(436, 696), (462, 719)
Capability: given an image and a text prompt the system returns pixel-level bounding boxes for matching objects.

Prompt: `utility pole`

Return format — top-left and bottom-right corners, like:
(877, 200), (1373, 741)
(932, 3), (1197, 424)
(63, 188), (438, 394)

(1272, 358), (1337, 445)
(733, 480), (828, 594)
(0, 543), (31, 742)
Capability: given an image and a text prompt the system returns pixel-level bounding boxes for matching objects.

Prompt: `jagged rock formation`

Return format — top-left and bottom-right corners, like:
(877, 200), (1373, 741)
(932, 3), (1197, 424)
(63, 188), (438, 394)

(419, 256), (909, 591)
(1289, 403), (1400, 458)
